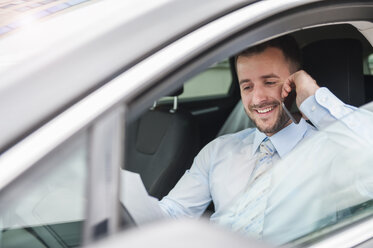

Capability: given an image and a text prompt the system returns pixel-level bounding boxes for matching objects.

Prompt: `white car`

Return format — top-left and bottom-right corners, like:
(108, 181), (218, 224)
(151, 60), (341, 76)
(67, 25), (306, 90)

(0, 0), (373, 247)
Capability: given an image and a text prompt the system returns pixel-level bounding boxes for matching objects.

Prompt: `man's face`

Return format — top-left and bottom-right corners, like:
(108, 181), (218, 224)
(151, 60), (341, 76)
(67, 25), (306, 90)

(237, 47), (292, 136)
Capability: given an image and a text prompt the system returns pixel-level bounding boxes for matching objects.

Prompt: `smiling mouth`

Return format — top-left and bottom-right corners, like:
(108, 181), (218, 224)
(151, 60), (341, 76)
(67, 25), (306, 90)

(254, 105), (276, 114)
(256, 106), (274, 114)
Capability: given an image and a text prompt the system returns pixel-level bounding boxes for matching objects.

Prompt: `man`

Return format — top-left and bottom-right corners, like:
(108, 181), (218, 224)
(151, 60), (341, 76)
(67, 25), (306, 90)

(159, 36), (357, 243)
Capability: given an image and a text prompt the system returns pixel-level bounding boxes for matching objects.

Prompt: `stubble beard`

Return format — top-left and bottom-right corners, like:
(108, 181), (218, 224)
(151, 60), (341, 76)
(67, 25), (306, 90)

(246, 103), (290, 135)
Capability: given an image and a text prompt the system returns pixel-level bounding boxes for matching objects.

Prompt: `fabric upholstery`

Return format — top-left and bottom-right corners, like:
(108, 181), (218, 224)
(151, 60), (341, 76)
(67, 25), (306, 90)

(126, 108), (199, 199)
(217, 100), (254, 137)
(302, 39), (365, 107)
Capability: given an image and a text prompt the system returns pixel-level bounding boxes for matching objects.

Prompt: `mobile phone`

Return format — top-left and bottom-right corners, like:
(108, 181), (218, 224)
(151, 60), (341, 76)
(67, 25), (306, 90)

(282, 90), (300, 124)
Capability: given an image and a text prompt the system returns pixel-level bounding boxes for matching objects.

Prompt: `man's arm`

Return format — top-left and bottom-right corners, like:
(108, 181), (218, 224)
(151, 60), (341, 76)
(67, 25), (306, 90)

(159, 143), (213, 219)
(299, 87), (356, 130)
(281, 70), (356, 129)
(282, 70), (320, 109)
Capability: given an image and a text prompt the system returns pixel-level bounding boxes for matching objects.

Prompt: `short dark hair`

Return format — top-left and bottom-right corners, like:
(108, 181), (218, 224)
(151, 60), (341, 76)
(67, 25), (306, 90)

(235, 35), (302, 73)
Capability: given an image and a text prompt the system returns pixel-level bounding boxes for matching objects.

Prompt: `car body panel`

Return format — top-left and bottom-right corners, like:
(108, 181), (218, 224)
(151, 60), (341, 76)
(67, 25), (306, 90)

(0, 0), (252, 153)
(87, 219), (272, 248)
(0, 0), (318, 193)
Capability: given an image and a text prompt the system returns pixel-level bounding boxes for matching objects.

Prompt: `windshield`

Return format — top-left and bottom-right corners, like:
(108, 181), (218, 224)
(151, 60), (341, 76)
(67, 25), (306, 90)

(261, 105), (373, 245)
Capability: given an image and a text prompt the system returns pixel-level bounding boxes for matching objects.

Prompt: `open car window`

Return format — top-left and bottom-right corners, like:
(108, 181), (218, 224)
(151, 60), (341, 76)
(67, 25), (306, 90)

(263, 106), (373, 246)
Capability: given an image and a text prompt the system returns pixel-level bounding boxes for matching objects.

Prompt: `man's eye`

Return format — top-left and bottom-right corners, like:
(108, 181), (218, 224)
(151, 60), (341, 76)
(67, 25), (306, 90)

(265, 81), (276, 85)
(242, 86), (252, 90)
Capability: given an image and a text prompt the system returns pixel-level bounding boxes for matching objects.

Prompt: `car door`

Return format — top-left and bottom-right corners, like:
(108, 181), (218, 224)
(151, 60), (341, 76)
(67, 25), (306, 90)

(117, 0), (373, 246)
(1, 0), (373, 248)
(0, 107), (124, 247)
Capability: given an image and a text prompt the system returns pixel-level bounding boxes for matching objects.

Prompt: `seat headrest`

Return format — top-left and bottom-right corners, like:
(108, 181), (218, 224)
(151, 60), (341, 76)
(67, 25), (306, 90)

(168, 86), (184, 97)
(302, 39), (365, 106)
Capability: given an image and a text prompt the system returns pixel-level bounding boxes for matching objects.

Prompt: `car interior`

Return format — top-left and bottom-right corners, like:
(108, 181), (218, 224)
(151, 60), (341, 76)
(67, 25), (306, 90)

(119, 23), (373, 247)
(124, 23), (373, 201)
(125, 87), (200, 199)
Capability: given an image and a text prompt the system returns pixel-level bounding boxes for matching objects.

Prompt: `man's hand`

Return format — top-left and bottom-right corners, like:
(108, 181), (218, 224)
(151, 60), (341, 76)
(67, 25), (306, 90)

(281, 70), (320, 108)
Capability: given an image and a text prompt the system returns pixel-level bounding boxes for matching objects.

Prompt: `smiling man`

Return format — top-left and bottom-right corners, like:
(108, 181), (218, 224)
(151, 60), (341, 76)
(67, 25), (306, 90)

(238, 46), (294, 136)
(159, 35), (355, 243)
(236, 39), (319, 136)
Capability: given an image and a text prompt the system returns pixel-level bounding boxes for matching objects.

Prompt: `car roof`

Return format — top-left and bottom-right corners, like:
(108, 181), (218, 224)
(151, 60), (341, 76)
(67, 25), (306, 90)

(0, 0), (252, 153)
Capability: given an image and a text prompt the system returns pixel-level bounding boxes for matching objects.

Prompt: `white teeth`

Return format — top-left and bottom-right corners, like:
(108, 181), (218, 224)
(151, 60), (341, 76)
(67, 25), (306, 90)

(257, 107), (273, 113)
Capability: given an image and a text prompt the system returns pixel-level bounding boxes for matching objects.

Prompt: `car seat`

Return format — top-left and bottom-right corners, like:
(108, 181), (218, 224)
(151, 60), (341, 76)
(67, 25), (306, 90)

(217, 100), (255, 137)
(125, 87), (200, 199)
(302, 38), (365, 107)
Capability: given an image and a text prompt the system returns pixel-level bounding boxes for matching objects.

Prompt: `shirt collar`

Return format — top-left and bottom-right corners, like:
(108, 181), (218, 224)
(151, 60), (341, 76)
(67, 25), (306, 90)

(251, 118), (309, 158)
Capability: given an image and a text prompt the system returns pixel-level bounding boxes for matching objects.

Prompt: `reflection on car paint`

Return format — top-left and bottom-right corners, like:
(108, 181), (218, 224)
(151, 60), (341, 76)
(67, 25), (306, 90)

(0, 0), (92, 36)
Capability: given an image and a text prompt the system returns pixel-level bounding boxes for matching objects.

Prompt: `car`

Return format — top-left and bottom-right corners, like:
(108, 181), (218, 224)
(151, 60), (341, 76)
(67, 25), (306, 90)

(0, 0), (373, 247)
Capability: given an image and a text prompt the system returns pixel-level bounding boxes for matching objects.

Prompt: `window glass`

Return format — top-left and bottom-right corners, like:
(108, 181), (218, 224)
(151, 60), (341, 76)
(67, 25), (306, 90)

(368, 54), (373, 75)
(161, 60), (232, 101)
(0, 134), (87, 248)
(180, 60), (232, 99)
(269, 108), (373, 246)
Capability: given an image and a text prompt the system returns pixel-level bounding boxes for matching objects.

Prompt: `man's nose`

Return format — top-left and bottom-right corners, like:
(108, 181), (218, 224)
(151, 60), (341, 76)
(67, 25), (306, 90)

(252, 86), (268, 104)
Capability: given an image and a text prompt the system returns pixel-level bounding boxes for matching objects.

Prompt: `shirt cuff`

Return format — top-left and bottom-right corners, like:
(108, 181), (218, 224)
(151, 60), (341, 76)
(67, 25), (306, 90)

(300, 87), (355, 129)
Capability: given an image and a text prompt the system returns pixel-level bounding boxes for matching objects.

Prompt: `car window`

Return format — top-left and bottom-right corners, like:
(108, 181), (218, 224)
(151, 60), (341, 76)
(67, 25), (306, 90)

(0, 134), (87, 248)
(181, 60), (232, 99)
(368, 54), (373, 75)
(161, 59), (232, 101)
(266, 107), (373, 246)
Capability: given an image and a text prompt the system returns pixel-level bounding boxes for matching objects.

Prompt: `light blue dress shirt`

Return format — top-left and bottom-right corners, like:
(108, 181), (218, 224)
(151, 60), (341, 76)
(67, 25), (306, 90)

(159, 87), (361, 244)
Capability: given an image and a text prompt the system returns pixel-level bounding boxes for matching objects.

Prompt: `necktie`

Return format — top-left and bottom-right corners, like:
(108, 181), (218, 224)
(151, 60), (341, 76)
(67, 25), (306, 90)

(219, 138), (277, 239)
